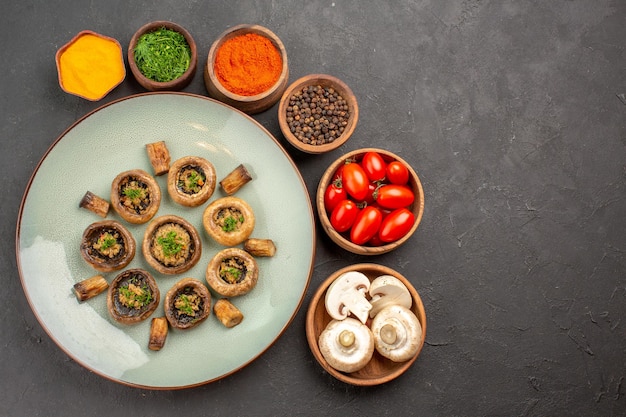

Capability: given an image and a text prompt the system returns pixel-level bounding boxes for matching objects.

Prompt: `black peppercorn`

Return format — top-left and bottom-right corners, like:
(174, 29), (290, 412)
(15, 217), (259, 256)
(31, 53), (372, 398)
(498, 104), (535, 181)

(284, 85), (350, 146)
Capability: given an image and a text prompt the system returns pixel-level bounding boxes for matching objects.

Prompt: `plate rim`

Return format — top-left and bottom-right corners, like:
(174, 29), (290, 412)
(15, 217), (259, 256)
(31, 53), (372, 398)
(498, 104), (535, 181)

(14, 91), (316, 390)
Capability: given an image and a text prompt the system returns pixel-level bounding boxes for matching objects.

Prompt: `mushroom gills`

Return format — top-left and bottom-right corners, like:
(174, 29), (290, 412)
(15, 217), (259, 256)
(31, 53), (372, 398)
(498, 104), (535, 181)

(324, 271), (372, 324)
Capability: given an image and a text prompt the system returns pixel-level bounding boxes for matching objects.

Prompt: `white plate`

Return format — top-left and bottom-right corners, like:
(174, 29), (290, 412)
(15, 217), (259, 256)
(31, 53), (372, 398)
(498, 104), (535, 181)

(16, 92), (315, 389)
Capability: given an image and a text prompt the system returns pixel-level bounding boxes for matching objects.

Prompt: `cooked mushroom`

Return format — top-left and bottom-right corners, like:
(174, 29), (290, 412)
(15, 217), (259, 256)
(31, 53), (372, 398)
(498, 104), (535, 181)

(202, 196), (255, 246)
(164, 277), (212, 330)
(214, 298), (244, 328)
(370, 304), (422, 362)
(110, 169), (161, 224)
(79, 191), (110, 217)
(219, 164), (252, 195)
(145, 141), (171, 176)
(167, 155), (216, 207)
(148, 317), (169, 351)
(324, 271), (372, 324)
(80, 220), (136, 272)
(73, 275), (109, 302)
(206, 247), (259, 297)
(368, 274), (412, 318)
(243, 238), (276, 257)
(107, 268), (160, 325)
(318, 318), (375, 373)
(142, 215), (202, 275)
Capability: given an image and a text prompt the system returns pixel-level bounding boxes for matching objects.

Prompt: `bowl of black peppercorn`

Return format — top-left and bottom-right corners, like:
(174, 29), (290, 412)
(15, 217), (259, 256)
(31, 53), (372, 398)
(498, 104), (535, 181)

(278, 74), (358, 154)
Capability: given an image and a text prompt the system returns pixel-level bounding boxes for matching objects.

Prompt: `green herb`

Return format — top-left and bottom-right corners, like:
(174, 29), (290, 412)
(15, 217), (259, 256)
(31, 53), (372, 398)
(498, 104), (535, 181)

(98, 233), (117, 251)
(118, 281), (152, 309)
(134, 27), (191, 82)
(157, 231), (184, 256)
(123, 186), (144, 201)
(176, 294), (195, 316)
(221, 215), (244, 232)
(220, 266), (242, 283)
(179, 169), (204, 193)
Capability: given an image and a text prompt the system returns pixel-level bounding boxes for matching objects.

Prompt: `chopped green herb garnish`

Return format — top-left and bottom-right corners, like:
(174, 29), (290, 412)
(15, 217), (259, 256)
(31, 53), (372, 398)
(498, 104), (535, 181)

(220, 266), (242, 283)
(134, 27), (191, 82)
(176, 294), (195, 316)
(157, 231), (184, 257)
(98, 233), (117, 250)
(123, 186), (144, 200)
(118, 281), (152, 309)
(221, 215), (244, 232)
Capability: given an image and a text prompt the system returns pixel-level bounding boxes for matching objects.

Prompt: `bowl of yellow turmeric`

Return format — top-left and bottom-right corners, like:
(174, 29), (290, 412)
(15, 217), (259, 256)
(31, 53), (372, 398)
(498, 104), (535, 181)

(128, 21), (198, 92)
(204, 24), (289, 115)
(56, 30), (126, 101)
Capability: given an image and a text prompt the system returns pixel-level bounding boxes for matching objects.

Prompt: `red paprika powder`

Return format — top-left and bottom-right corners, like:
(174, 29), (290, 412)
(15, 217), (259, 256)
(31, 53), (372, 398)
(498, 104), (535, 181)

(214, 33), (283, 96)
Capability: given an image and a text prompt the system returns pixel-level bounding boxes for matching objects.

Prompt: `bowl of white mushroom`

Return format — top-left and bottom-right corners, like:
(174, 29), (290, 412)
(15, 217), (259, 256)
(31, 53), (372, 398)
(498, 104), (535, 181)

(305, 263), (426, 385)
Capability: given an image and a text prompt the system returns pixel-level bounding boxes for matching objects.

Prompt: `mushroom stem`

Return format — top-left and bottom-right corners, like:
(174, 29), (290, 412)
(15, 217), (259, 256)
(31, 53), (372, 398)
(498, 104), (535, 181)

(338, 330), (355, 348)
(380, 323), (397, 344)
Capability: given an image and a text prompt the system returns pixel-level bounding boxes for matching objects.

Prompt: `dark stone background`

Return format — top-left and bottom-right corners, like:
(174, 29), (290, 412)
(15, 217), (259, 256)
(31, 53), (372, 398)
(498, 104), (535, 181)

(2, 1), (624, 416)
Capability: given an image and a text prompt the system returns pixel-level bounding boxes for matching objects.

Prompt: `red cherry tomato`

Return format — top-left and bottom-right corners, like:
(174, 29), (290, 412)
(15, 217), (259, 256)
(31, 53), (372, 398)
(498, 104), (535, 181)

(324, 182), (346, 213)
(361, 152), (387, 182)
(350, 206), (383, 245)
(386, 161), (410, 185)
(378, 208), (415, 242)
(342, 162), (369, 201)
(362, 182), (377, 205)
(367, 234), (385, 247)
(375, 184), (414, 209)
(330, 200), (359, 232)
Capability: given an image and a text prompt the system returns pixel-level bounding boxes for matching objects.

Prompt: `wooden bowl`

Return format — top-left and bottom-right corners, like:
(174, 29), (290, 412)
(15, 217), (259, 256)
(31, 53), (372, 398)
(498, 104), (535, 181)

(306, 263), (427, 386)
(316, 148), (424, 255)
(55, 30), (125, 101)
(128, 21), (198, 91)
(204, 24), (289, 115)
(278, 74), (358, 154)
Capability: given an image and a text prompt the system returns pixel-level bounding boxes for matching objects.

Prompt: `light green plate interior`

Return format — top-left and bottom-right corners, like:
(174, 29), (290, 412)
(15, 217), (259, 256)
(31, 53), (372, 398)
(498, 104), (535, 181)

(17, 93), (315, 389)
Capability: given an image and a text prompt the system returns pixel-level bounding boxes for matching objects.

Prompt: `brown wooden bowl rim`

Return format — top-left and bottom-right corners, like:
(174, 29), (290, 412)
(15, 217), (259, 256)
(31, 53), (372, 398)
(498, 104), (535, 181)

(55, 30), (126, 101)
(316, 148), (424, 254)
(278, 73), (359, 154)
(205, 24), (289, 102)
(128, 21), (198, 90)
(305, 263), (427, 386)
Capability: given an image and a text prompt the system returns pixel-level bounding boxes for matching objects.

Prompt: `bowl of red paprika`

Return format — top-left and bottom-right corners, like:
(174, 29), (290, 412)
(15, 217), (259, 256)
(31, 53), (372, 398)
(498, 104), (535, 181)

(204, 24), (289, 115)
(128, 21), (198, 91)
(316, 148), (424, 255)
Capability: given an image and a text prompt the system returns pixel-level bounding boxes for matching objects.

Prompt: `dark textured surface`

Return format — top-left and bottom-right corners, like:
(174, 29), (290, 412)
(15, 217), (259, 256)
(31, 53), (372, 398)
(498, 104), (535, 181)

(2, 1), (625, 416)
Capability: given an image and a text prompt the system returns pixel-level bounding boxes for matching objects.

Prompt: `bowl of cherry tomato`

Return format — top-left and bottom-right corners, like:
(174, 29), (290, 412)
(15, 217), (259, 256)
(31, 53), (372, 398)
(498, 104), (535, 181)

(316, 148), (424, 255)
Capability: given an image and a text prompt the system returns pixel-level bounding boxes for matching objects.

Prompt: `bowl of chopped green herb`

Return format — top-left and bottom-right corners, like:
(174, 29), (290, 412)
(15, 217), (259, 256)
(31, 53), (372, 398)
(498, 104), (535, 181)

(128, 21), (198, 91)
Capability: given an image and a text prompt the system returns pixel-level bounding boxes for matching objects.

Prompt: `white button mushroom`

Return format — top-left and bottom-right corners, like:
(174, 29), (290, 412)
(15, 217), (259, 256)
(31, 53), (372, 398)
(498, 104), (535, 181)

(324, 271), (372, 324)
(368, 274), (412, 318)
(318, 317), (375, 373)
(370, 304), (422, 362)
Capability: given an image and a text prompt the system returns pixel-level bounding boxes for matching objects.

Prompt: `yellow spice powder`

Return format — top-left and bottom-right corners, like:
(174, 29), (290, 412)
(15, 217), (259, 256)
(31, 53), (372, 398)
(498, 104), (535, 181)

(57, 32), (125, 100)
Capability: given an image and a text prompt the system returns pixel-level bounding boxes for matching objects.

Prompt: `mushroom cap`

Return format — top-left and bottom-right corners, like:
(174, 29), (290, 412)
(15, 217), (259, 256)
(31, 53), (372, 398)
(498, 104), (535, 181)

(80, 220), (135, 272)
(368, 274), (412, 318)
(370, 304), (422, 362)
(167, 155), (216, 207)
(324, 271), (372, 324)
(164, 277), (212, 330)
(202, 196), (255, 246)
(142, 214), (202, 275)
(110, 169), (161, 224)
(318, 318), (375, 373)
(206, 247), (259, 297)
